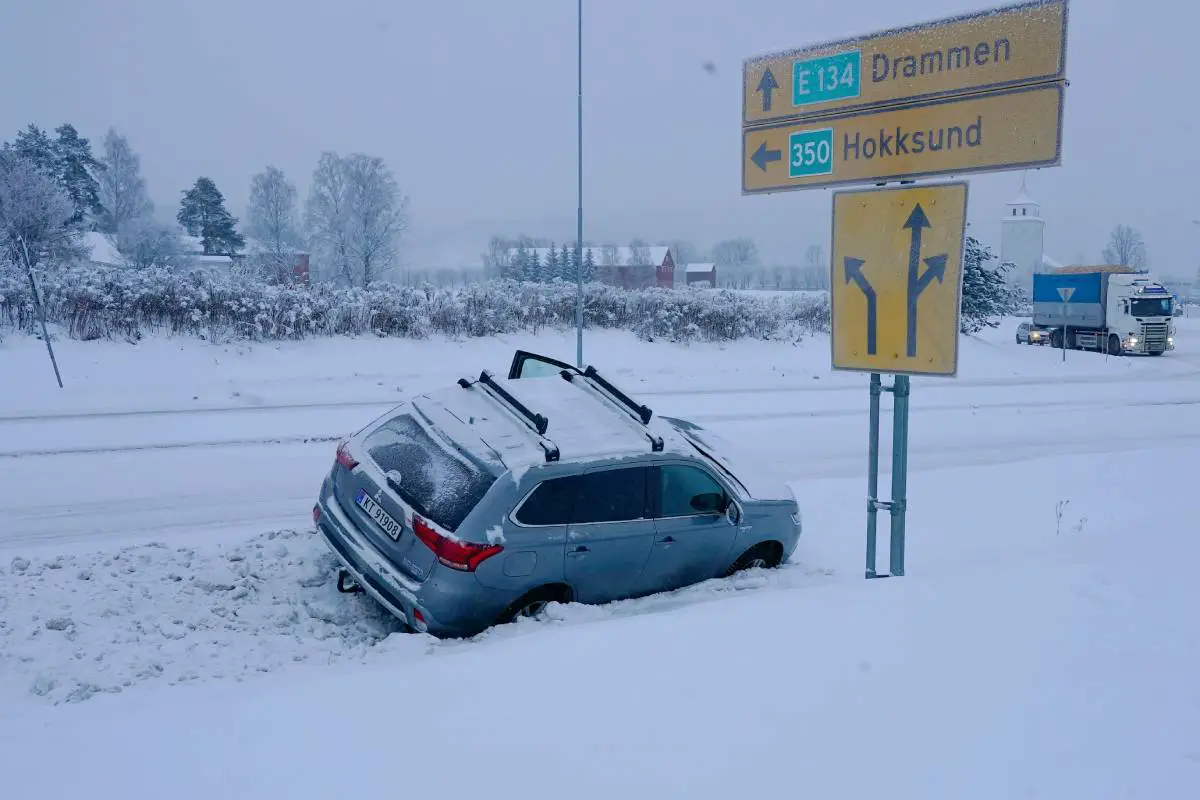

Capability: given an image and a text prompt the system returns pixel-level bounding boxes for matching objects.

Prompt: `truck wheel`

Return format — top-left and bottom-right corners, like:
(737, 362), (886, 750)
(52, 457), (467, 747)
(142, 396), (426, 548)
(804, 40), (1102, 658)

(1108, 334), (1122, 356)
(1050, 330), (1062, 348)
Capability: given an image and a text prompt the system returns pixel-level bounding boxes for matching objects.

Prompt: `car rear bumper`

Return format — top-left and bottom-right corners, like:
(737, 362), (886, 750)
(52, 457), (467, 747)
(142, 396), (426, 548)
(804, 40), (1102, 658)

(314, 477), (477, 637)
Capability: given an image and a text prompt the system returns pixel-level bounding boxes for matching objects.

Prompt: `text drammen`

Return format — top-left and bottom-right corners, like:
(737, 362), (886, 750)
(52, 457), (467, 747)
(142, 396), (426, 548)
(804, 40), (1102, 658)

(872, 39), (1012, 83)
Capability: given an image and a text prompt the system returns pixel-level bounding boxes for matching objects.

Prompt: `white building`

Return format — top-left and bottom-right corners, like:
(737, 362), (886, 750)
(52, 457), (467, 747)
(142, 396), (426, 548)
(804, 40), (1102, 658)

(1000, 173), (1063, 289)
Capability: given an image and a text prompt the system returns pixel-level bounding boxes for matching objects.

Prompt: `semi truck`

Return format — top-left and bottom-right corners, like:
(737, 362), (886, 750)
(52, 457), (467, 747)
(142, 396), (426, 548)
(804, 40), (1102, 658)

(1030, 266), (1176, 356)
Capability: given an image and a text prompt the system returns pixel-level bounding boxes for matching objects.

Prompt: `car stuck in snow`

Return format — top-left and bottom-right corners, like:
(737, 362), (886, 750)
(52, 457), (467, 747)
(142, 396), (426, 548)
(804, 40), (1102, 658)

(311, 350), (803, 638)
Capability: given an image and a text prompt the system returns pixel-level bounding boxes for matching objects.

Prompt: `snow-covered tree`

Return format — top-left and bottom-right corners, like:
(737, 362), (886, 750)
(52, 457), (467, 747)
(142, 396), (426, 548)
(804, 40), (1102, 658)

(582, 247), (596, 282)
(52, 124), (104, 227)
(247, 166), (300, 281)
(305, 152), (407, 286)
(4, 123), (105, 229)
(543, 243), (559, 282)
(178, 177), (244, 255)
(5, 125), (56, 176)
(960, 236), (1021, 334)
(122, 218), (187, 270)
(565, 244), (581, 282)
(97, 128), (153, 240)
(0, 151), (83, 269)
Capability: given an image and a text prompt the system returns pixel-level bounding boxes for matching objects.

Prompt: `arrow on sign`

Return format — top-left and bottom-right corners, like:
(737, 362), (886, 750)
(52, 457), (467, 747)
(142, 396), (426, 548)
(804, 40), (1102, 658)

(1057, 286), (1075, 303)
(756, 68), (780, 113)
(750, 141), (782, 172)
(903, 204), (949, 358)
(844, 257), (878, 355)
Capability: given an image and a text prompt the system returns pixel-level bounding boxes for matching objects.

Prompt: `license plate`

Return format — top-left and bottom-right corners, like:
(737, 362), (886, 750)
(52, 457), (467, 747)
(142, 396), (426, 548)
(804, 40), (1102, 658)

(355, 488), (404, 541)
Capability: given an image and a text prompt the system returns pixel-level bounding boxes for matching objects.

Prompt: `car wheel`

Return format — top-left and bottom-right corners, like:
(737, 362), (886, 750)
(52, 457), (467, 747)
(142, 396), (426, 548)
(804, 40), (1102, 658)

(496, 586), (571, 626)
(722, 543), (782, 578)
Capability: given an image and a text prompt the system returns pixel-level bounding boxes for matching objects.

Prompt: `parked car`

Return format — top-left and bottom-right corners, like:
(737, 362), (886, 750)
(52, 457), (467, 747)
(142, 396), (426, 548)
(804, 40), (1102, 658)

(1016, 321), (1049, 345)
(311, 350), (803, 638)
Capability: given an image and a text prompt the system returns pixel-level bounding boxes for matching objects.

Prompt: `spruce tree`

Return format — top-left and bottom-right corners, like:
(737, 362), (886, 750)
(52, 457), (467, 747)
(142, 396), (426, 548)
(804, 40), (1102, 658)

(582, 247), (596, 283)
(521, 249), (540, 282)
(960, 235), (1020, 334)
(561, 244), (576, 282)
(506, 244), (528, 280)
(543, 244), (559, 283)
(7, 125), (56, 176)
(52, 124), (104, 227)
(177, 177), (245, 255)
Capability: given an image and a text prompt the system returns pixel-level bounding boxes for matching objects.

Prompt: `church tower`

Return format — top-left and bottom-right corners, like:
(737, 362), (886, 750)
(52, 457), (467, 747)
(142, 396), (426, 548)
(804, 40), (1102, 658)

(1000, 172), (1046, 289)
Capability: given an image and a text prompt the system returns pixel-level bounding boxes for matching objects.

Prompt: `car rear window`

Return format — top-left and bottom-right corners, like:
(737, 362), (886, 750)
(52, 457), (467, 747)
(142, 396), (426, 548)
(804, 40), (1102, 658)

(363, 413), (496, 532)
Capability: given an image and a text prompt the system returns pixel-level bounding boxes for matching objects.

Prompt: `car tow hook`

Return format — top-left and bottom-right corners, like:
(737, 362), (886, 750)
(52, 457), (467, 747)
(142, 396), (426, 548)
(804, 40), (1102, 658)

(337, 570), (364, 594)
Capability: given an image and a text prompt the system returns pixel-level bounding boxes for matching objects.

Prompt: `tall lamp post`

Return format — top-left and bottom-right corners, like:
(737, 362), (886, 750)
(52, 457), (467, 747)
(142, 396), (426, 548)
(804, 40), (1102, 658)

(575, 0), (585, 367)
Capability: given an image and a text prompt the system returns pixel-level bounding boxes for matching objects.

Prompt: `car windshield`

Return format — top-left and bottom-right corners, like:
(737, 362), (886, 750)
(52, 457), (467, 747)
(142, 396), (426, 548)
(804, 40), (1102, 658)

(1130, 297), (1172, 317)
(363, 412), (496, 531)
(661, 418), (750, 496)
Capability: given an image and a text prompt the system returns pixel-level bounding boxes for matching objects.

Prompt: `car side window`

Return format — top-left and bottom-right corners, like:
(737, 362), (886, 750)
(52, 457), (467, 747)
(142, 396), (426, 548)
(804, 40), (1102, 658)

(515, 476), (578, 526)
(572, 468), (648, 524)
(657, 465), (726, 518)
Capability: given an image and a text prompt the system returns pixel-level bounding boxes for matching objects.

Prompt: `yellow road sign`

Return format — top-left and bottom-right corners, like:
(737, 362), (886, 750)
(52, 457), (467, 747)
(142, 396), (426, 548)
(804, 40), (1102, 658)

(742, 81), (1061, 194)
(743, 0), (1067, 126)
(830, 182), (968, 376)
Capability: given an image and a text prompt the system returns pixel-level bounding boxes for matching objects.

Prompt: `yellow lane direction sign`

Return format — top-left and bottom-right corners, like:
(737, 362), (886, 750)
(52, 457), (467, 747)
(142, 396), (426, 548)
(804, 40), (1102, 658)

(743, 81), (1061, 194)
(831, 182), (968, 376)
(743, 0), (1068, 126)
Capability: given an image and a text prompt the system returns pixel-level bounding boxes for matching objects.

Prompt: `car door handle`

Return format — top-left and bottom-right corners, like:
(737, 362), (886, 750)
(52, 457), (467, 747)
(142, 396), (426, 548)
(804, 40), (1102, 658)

(567, 546), (590, 557)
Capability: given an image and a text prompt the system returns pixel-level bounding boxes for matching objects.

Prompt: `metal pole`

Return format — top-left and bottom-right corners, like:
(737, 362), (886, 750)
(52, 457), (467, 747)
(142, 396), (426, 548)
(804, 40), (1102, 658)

(866, 373), (882, 578)
(574, 0), (584, 368)
(889, 374), (910, 576)
(19, 237), (64, 389)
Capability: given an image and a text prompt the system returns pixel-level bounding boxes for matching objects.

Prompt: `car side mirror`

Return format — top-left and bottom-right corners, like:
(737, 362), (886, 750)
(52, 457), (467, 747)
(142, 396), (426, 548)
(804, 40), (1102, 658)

(690, 492), (724, 514)
(725, 500), (742, 526)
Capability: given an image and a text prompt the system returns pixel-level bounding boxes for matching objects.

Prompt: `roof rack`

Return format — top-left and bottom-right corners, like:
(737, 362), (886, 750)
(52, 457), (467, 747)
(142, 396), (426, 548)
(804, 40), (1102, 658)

(457, 371), (560, 462)
(559, 367), (664, 453)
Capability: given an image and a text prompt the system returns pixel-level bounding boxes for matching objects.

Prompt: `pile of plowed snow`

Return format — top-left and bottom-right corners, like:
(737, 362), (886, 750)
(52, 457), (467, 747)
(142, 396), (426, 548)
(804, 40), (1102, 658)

(0, 528), (833, 705)
(0, 530), (402, 704)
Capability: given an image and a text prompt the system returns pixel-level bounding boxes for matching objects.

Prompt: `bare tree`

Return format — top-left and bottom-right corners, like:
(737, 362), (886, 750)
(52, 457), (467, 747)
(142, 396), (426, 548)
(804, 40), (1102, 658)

(96, 128), (153, 242)
(627, 238), (652, 266)
(247, 165), (300, 282)
(1101, 224), (1148, 269)
(122, 218), (188, 270)
(711, 237), (759, 269)
(305, 152), (408, 286)
(0, 151), (83, 268)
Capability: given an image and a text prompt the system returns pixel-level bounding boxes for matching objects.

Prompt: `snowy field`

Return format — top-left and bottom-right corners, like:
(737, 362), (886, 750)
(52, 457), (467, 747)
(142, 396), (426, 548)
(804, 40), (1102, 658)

(2, 317), (1199, 797)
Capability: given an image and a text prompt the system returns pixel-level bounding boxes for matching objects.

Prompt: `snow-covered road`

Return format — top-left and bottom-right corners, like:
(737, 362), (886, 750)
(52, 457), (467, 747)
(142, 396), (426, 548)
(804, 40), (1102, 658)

(2, 367), (1196, 554)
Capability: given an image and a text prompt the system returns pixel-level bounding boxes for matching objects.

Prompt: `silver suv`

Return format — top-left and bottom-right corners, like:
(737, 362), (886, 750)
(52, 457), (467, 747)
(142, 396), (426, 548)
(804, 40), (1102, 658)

(312, 350), (803, 638)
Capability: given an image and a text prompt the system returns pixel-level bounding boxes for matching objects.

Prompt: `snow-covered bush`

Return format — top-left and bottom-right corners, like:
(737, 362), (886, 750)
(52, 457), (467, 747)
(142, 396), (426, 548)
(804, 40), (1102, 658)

(0, 265), (831, 344)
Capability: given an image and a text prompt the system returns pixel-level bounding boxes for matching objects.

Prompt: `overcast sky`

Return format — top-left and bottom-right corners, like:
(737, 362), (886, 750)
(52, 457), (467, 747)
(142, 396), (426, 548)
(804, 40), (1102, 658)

(1, 0), (1195, 276)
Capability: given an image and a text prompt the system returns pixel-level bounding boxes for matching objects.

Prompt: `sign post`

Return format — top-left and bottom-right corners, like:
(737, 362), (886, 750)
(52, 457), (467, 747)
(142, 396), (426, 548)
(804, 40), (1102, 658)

(741, 0), (1068, 578)
(832, 182), (968, 577)
(1057, 285), (1074, 362)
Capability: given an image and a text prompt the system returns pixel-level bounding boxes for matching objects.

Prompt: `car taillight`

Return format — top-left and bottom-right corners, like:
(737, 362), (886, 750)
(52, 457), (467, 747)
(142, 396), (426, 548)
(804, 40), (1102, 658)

(335, 439), (359, 470)
(411, 515), (502, 572)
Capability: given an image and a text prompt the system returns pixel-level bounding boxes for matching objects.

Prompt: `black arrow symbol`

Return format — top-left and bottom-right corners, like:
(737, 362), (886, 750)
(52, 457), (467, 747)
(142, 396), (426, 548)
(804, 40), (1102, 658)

(903, 203), (948, 358)
(844, 257), (877, 356)
(750, 141), (782, 172)
(756, 69), (780, 113)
